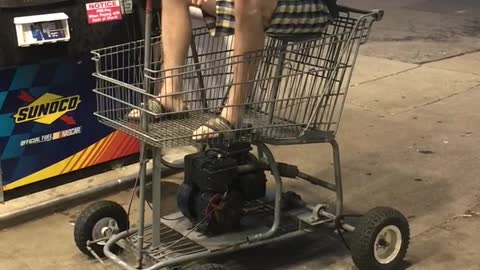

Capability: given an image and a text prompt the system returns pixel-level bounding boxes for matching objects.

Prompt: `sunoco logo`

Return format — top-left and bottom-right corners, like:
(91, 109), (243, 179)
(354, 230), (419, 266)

(14, 91), (81, 125)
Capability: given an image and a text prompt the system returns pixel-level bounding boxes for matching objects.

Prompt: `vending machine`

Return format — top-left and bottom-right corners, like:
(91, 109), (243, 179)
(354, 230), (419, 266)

(0, 0), (146, 201)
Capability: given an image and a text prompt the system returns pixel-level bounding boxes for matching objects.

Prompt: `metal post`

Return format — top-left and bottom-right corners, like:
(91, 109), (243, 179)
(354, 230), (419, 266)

(330, 139), (343, 216)
(137, 0), (154, 267)
(268, 41), (288, 124)
(0, 165), (4, 203)
(190, 38), (207, 109)
(151, 148), (162, 247)
(256, 145), (265, 161)
(137, 153), (147, 267)
(248, 143), (282, 242)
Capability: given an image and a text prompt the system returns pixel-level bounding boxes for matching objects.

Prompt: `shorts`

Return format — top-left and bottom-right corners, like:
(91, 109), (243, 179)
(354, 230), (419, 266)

(203, 0), (334, 37)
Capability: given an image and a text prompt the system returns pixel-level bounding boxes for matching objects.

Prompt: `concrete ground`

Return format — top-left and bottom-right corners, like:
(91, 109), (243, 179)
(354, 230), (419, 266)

(2, 0), (480, 269)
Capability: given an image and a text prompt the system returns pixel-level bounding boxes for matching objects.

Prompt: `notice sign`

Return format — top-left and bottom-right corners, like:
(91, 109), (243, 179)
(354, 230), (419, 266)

(86, 0), (122, 24)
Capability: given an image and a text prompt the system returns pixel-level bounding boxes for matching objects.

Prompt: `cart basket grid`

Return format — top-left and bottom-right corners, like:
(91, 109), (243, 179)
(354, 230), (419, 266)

(92, 10), (376, 148)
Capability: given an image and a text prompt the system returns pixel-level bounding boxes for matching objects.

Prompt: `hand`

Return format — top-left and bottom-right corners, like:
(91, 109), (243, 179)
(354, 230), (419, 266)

(191, 0), (208, 8)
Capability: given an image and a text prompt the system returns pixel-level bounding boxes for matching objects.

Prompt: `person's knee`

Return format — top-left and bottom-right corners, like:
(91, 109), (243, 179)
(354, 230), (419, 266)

(235, 0), (262, 20)
(186, 0), (212, 8)
(235, 0), (277, 26)
(189, 0), (216, 15)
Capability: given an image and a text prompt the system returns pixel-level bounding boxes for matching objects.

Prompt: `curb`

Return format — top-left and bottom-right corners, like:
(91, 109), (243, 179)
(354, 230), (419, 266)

(0, 167), (177, 229)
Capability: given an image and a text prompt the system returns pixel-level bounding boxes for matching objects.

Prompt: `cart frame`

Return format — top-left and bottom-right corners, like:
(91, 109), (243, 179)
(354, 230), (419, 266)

(88, 2), (390, 270)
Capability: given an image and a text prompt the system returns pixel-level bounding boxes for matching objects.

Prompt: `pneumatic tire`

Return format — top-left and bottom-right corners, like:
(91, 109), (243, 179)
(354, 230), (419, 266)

(351, 207), (410, 270)
(74, 200), (129, 258)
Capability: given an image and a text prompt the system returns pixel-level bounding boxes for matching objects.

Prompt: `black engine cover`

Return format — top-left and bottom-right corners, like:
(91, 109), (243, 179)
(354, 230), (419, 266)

(177, 143), (267, 235)
(183, 150), (238, 193)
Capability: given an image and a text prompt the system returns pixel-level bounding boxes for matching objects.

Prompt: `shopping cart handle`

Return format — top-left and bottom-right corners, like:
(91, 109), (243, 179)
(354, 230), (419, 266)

(188, 6), (383, 22)
(337, 5), (384, 21)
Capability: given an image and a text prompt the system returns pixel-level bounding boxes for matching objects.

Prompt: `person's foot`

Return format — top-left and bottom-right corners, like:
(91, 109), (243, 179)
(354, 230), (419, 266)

(192, 116), (237, 141)
(159, 77), (185, 112)
(192, 105), (244, 141)
(127, 81), (185, 120)
(158, 96), (184, 113)
(126, 97), (185, 119)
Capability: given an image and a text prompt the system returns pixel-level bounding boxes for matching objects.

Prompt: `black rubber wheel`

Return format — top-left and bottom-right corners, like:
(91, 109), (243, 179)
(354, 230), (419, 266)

(351, 207), (410, 270)
(74, 200), (129, 258)
(195, 264), (228, 270)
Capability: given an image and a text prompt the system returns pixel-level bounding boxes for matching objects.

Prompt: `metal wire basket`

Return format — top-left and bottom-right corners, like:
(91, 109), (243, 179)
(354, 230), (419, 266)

(92, 10), (379, 148)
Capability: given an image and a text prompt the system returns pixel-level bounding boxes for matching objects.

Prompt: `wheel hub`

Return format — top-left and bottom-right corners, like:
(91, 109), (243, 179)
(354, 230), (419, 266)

(92, 217), (119, 245)
(377, 238), (390, 248)
(374, 225), (402, 264)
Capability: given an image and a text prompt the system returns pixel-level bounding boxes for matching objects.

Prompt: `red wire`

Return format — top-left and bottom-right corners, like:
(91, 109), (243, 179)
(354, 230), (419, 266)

(145, 0), (152, 13)
(205, 194), (224, 218)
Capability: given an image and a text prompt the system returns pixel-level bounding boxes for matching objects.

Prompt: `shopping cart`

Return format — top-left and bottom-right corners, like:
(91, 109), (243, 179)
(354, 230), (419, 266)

(73, 2), (410, 270)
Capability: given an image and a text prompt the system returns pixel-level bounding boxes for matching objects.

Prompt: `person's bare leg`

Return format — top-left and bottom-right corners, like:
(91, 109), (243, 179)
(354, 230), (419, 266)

(193, 0), (278, 138)
(156, 0), (216, 112)
(222, 0), (267, 125)
(156, 0), (192, 112)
